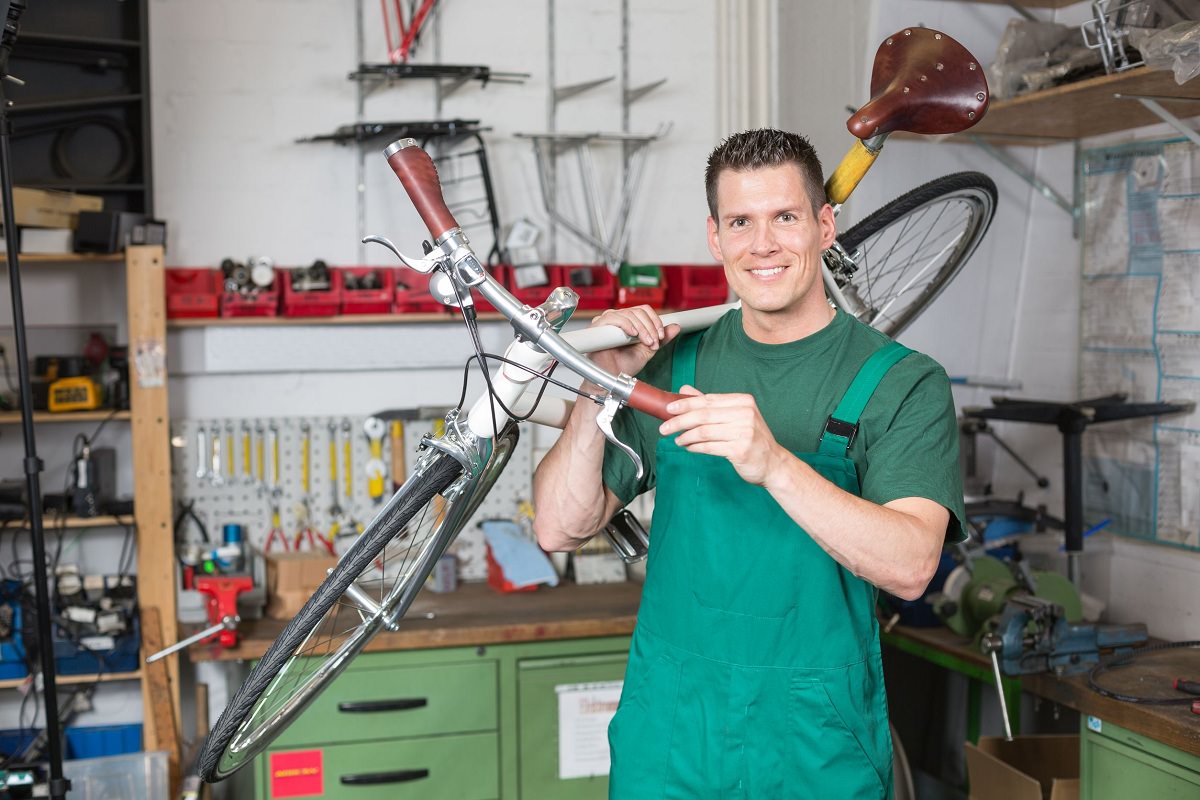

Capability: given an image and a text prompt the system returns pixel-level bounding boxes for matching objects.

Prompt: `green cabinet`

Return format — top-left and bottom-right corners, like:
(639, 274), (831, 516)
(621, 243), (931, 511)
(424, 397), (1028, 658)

(1080, 717), (1200, 800)
(517, 653), (629, 799)
(244, 636), (632, 799)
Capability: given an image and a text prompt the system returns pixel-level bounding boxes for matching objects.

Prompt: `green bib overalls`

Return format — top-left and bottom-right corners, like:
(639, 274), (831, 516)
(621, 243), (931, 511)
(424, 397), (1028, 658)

(607, 331), (912, 799)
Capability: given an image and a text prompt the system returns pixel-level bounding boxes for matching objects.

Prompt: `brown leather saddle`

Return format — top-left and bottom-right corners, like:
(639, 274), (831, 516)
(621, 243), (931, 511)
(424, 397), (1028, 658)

(847, 27), (989, 140)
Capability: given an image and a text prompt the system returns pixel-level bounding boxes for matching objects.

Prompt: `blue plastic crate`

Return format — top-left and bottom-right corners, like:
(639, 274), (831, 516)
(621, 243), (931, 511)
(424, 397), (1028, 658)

(53, 616), (140, 676)
(0, 728), (38, 761)
(0, 602), (28, 681)
(64, 723), (143, 760)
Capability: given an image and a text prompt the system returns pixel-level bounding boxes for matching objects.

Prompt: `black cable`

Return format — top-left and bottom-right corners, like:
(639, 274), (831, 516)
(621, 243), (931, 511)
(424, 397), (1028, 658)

(1087, 640), (1200, 705)
(0, 347), (18, 394)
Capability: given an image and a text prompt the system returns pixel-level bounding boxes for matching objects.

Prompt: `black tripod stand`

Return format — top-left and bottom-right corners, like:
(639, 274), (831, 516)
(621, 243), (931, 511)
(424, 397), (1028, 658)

(0, 2), (72, 797)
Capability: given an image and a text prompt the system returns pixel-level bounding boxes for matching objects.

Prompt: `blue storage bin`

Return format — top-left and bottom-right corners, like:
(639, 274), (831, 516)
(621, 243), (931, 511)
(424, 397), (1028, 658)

(0, 604), (28, 681)
(64, 723), (143, 760)
(0, 728), (38, 760)
(53, 615), (140, 676)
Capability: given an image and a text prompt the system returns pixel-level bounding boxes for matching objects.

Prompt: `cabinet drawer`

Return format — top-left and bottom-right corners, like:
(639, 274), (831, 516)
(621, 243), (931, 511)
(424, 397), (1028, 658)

(273, 659), (497, 747)
(265, 731), (498, 800)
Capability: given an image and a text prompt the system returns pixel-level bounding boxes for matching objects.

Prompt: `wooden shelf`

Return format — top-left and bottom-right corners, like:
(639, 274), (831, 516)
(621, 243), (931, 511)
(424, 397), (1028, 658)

(16, 253), (124, 263)
(948, 67), (1200, 145)
(0, 410), (130, 425)
(0, 670), (142, 690)
(168, 310), (607, 328)
(41, 514), (133, 530)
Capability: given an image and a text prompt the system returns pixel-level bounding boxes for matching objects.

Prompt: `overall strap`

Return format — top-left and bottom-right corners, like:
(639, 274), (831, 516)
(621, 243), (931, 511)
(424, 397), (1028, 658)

(671, 332), (703, 393)
(818, 341), (912, 457)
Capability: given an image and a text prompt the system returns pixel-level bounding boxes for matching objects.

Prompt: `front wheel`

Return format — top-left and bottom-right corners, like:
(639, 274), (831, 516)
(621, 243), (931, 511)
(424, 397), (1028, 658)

(198, 424), (519, 782)
(833, 172), (998, 337)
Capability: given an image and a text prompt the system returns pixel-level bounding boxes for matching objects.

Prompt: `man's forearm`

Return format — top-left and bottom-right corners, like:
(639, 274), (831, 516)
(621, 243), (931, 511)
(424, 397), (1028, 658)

(532, 390), (618, 551)
(761, 447), (946, 600)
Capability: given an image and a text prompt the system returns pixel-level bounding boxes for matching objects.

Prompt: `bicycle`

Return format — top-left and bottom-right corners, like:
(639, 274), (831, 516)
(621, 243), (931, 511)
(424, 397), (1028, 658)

(198, 25), (997, 782)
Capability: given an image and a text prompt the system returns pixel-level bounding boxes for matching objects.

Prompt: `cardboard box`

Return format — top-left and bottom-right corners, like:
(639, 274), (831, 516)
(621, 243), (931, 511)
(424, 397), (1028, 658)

(263, 551), (339, 620)
(965, 735), (1080, 800)
(12, 187), (103, 229)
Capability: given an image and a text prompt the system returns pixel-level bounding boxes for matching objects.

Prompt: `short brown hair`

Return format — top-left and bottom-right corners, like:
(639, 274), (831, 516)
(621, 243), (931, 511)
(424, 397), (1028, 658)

(704, 128), (827, 221)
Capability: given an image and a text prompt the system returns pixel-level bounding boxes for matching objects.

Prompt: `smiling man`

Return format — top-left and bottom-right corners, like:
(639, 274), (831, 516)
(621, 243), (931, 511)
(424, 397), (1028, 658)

(532, 128), (966, 799)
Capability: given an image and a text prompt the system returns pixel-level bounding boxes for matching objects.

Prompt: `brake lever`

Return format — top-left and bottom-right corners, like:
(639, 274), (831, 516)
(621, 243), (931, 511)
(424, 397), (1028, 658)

(595, 395), (644, 480)
(362, 233), (441, 274)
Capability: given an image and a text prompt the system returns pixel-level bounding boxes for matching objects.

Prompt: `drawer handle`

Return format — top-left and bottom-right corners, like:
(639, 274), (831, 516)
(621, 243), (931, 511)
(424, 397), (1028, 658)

(336, 698), (428, 713)
(340, 768), (430, 786)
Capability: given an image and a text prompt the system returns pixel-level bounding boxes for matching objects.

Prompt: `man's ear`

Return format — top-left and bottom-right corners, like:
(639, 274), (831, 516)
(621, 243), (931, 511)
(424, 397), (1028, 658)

(706, 216), (723, 262)
(818, 203), (837, 250)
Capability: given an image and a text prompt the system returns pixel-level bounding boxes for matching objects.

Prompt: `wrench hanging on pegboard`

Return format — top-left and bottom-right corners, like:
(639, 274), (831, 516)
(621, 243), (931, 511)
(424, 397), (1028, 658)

(169, 412), (534, 581)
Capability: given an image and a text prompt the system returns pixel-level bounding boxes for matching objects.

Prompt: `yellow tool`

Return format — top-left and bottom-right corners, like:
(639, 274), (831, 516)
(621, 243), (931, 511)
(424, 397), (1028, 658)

(363, 417), (387, 503)
(225, 422), (235, 481)
(341, 418), (364, 537)
(255, 423), (266, 485)
(241, 423), (252, 485)
(327, 420), (343, 540)
(48, 376), (101, 412)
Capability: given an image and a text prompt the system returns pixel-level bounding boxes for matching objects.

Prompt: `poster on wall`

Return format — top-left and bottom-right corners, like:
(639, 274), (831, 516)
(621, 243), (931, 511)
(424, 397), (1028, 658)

(1080, 136), (1200, 550)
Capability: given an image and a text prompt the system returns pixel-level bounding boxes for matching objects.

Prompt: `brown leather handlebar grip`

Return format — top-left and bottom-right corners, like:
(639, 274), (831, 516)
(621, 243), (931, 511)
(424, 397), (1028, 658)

(627, 381), (688, 422)
(385, 139), (460, 241)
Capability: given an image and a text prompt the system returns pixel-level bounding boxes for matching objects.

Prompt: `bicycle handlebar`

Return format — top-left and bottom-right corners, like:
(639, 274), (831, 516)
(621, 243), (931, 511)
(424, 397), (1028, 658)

(384, 138), (688, 422)
(385, 139), (460, 241)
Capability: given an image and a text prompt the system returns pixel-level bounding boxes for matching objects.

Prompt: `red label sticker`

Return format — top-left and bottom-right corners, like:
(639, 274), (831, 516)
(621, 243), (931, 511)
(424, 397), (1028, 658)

(269, 749), (324, 798)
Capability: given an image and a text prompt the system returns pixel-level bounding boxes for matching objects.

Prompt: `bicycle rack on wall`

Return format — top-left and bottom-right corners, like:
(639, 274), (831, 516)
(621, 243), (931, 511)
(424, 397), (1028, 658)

(522, 0), (670, 268)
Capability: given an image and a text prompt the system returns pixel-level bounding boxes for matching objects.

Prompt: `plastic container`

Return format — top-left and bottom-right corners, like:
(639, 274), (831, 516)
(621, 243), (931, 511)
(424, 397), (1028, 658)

(394, 270), (446, 313)
(278, 267), (341, 317)
(0, 582), (27, 681)
(53, 616), (140, 675)
(0, 728), (37, 759)
(338, 266), (394, 315)
(220, 286), (279, 317)
(64, 723), (143, 759)
(164, 269), (220, 319)
(616, 285), (667, 309)
(62, 750), (168, 800)
(498, 264), (559, 308)
(663, 264), (729, 310)
(485, 544), (539, 593)
(558, 264), (617, 310)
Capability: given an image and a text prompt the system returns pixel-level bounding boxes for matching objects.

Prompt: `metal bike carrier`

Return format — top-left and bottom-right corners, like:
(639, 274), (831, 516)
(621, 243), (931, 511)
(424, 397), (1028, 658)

(539, 0), (669, 263)
(516, 126), (670, 271)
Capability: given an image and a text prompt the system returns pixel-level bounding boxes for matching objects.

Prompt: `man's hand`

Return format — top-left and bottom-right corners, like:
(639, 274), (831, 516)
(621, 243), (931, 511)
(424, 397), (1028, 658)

(588, 305), (680, 380)
(659, 386), (787, 486)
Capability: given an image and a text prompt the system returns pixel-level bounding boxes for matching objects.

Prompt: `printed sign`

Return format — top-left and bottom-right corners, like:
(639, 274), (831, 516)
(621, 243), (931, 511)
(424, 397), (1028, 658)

(269, 749), (323, 798)
(556, 680), (623, 779)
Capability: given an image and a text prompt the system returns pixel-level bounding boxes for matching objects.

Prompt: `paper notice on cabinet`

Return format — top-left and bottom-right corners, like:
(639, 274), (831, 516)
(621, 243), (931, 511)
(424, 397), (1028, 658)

(557, 680), (623, 780)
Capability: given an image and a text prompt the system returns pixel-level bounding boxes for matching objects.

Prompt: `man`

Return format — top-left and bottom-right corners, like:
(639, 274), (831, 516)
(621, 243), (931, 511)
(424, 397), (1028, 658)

(532, 128), (965, 799)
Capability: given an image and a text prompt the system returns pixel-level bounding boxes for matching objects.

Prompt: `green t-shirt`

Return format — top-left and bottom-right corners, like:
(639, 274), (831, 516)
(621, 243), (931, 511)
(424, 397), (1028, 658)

(602, 308), (967, 542)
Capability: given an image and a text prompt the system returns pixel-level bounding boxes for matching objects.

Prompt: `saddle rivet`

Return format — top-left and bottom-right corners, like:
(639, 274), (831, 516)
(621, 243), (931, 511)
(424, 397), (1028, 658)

(935, 33), (942, 40)
(968, 111), (976, 119)
(860, 117), (869, 124)
(976, 92), (985, 101)
(904, 29), (912, 35)
(920, 75), (927, 82)
(903, 86), (910, 94)
(969, 63), (977, 71)
(936, 62), (944, 71)
(886, 37), (893, 45)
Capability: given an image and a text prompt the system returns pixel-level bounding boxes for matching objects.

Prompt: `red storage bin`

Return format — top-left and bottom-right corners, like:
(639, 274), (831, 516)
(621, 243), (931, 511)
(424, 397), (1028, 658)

(221, 283), (279, 317)
(616, 285), (667, 309)
(498, 264), (561, 308)
(164, 268), (220, 319)
(663, 264), (729, 310)
(394, 270), (446, 313)
(279, 267), (340, 317)
(338, 266), (394, 315)
(558, 264), (617, 310)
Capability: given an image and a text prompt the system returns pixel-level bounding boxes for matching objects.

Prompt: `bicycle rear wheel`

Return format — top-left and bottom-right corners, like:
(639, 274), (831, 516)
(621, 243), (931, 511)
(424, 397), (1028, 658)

(834, 172), (997, 337)
(198, 425), (519, 782)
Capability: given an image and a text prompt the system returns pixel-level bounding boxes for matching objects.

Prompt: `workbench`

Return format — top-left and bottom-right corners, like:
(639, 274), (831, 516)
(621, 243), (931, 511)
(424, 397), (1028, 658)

(195, 581), (642, 800)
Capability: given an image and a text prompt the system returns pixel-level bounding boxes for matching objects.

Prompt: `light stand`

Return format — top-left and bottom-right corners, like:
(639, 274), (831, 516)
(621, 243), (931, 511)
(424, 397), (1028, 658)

(0, 2), (71, 797)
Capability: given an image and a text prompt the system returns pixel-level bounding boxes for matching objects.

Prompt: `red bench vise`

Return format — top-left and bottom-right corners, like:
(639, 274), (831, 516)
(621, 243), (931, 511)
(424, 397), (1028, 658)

(194, 574), (254, 647)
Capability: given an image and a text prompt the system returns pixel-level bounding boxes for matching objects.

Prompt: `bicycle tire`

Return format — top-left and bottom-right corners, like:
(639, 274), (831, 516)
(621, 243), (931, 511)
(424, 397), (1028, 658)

(198, 427), (516, 783)
(835, 171), (997, 337)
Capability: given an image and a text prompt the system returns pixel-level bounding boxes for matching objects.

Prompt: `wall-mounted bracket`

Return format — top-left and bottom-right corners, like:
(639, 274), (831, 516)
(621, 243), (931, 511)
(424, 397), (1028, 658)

(1113, 93), (1200, 149)
(554, 76), (615, 104)
(968, 134), (1082, 237)
(624, 78), (667, 107)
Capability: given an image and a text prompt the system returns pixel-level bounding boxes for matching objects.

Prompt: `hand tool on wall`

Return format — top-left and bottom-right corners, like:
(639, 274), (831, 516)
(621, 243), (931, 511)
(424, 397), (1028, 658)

(255, 422), (266, 486)
(341, 418), (364, 536)
(294, 421), (333, 554)
(224, 421), (236, 483)
(327, 420), (343, 541)
(209, 422), (223, 487)
(240, 421), (252, 485)
(389, 419), (405, 490)
(363, 416), (387, 504)
(195, 427), (210, 483)
(263, 422), (289, 552)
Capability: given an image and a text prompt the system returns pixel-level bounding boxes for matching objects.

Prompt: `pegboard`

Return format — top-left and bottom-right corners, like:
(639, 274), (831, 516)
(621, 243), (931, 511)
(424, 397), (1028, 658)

(170, 414), (534, 581)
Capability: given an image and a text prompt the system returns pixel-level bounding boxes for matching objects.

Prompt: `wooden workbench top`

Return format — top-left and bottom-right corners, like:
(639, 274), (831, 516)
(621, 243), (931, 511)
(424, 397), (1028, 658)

(190, 580), (643, 664)
(886, 624), (1200, 758)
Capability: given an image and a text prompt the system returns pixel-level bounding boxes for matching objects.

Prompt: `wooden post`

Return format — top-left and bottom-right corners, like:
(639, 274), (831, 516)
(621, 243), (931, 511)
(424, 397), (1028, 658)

(141, 605), (181, 793)
(125, 245), (181, 745)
